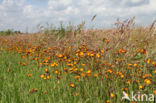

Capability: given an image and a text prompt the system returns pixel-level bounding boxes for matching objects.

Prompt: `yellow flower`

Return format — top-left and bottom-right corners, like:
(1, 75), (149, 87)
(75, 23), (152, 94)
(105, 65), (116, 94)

(133, 63), (138, 67)
(47, 75), (50, 79)
(79, 68), (83, 72)
(139, 85), (143, 89)
(45, 68), (48, 72)
(70, 82), (75, 88)
(96, 53), (100, 58)
(147, 59), (151, 64)
(106, 100), (110, 103)
(121, 75), (124, 78)
(58, 54), (63, 58)
(100, 50), (104, 53)
(40, 74), (44, 78)
(144, 79), (151, 85)
(79, 52), (84, 56)
(86, 70), (91, 74)
(90, 53), (94, 57)
(82, 63), (86, 66)
(110, 93), (115, 98)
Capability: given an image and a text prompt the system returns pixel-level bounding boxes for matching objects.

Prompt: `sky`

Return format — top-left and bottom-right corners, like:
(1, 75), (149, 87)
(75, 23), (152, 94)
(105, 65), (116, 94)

(0, 0), (156, 32)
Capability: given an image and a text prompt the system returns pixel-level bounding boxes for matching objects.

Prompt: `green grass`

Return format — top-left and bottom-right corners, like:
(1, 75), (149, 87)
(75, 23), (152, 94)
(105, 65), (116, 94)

(0, 49), (155, 103)
(0, 50), (109, 103)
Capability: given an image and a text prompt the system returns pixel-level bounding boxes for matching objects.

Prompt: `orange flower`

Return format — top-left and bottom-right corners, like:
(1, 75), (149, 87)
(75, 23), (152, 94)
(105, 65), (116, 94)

(139, 85), (143, 89)
(40, 74), (44, 78)
(70, 82), (75, 88)
(153, 90), (156, 95)
(86, 70), (92, 76)
(81, 73), (86, 77)
(147, 59), (151, 64)
(110, 93), (115, 98)
(27, 74), (31, 77)
(45, 68), (48, 72)
(144, 79), (151, 85)
(106, 100), (110, 103)
(96, 53), (100, 58)
(30, 88), (38, 94)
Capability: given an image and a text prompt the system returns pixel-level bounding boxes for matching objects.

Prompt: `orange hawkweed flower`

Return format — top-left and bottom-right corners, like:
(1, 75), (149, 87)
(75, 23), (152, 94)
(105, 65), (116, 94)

(27, 74), (31, 77)
(147, 59), (151, 64)
(105, 39), (109, 44)
(86, 70), (92, 76)
(153, 90), (156, 95)
(30, 88), (38, 94)
(152, 62), (156, 66)
(106, 100), (110, 103)
(96, 53), (100, 58)
(70, 82), (75, 88)
(58, 54), (63, 58)
(81, 73), (86, 77)
(45, 68), (48, 72)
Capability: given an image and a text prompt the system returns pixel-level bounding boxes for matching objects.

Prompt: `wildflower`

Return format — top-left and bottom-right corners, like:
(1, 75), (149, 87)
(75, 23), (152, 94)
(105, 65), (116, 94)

(58, 54), (63, 58)
(139, 85), (143, 89)
(67, 63), (73, 67)
(81, 64), (86, 66)
(27, 74), (31, 77)
(70, 82), (75, 88)
(51, 62), (58, 67)
(74, 76), (80, 79)
(86, 70), (92, 76)
(147, 59), (151, 64)
(40, 74), (44, 78)
(30, 88), (38, 94)
(133, 63), (138, 67)
(153, 90), (156, 95)
(126, 80), (130, 84)
(118, 49), (126, 54)
(106, 100), (110, 103)
(79, 52), (84, 56)
(105, 39), (109, 44)
(45, 68), (48, 72)
(54, 70), (59, 74)
(90, 53), (94, 57)
(96, 53), (100, 58)
(152, 62), (156, 66)
(107, 69), (113, 74)
(110, 93), (115, 98)
(144, 79), (151, 85)
(74, 92), (78, 96)
(100, 50), (104, 53)
(79, 68), (83, 72)
(81, 73), (86, 77)
(128, 63), (133, 66)
(93, 74), (97, 77)
(121, 75), (124, 78)
(47, 75), (50, 79)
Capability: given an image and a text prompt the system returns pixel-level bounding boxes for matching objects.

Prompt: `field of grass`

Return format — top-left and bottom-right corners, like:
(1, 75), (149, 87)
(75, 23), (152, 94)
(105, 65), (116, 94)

(0, 19), (156, 103)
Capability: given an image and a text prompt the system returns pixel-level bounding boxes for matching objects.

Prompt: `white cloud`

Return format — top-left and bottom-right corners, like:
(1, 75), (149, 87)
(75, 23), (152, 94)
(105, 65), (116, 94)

(0, 0), (155, 32)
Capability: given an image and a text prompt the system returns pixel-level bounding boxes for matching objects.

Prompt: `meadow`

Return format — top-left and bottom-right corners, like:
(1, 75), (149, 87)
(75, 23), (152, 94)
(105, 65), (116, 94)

(0, 18), (156, 103)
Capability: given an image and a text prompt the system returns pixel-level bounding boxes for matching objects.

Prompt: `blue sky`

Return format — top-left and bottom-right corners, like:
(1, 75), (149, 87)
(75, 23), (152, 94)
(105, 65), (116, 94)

(0, 0), (155, 32)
